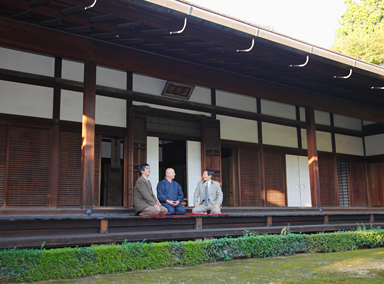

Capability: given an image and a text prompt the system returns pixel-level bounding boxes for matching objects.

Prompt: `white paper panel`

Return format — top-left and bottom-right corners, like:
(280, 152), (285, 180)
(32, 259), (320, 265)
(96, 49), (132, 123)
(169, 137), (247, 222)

(0, 80), (53, 119)
(261, 99), (296, 120)
(363, 120), (377, 126)
(365, 134), (384, 156)
(0, 47), (54, 77)
(95, 95), (126, 127)
(60, 90), (83, 122)
(62, 59), (84, 82)
(216, 90), (257, 112)
(335, 134), (364, 156)
(334, 114), (362, 131)
(147, 136), (159, 197)
(133, 73), (165, 96)
(314, 110), (330, 126)
(96, 66), (126, 89)
(187, 141), (201, 207)
(218, 115), (258, 143)
(262, 123), (297, 148)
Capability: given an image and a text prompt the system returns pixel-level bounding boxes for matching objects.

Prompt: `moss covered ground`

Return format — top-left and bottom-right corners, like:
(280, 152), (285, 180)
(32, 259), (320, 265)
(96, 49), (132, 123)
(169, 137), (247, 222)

(21, 247), (384, 284)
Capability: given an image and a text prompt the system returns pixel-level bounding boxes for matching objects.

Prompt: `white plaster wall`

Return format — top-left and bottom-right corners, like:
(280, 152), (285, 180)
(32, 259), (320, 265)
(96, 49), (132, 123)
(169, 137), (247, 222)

(132, 102), (211, 116)
(95, 95), (126, 127)
(0, 80), (53, 119)
(0, 46), (54, 77)
(335, 134), (364, 156)
(262, 123), (298, 148)
(363, 120), (377, 126)
(147, 136), (160, 197)
(62, 59), (84, 82)
(334, 114), (362, 131)
(189, 86), (211, 105)
(365, 134), (384, 156)
(96, 66), (126, 89)
(133, 73), (165, 96)
(301, 129), (307, 149)
(60, 90), (83, 122)
(217, 115), (258, 143)
(216, 90), (257, 113)
(314, 110), (330, 126)
(187, 141), (201, 207)
(299, 107), (306, 122)
(316, 131), (333, 152)
(261, 99), (296, 120)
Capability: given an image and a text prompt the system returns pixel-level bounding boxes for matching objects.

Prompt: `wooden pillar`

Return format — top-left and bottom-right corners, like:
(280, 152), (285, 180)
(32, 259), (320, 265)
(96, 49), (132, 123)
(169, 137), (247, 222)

(305, 106), (321, 208)
(48, 57), (62, 208)
(81, 60), (96, 209)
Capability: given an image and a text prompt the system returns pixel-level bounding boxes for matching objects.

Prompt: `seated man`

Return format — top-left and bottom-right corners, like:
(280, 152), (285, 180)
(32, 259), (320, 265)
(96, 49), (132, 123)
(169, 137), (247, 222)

(192, 168), (223, 215)
(134, 163), (167, 216)
(157, 168), (186, 215)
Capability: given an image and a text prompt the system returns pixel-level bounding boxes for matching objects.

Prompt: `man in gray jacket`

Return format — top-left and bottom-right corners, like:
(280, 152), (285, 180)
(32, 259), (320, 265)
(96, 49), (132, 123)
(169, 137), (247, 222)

(134, 163), (167, 216)
(192, 168), (223, 215)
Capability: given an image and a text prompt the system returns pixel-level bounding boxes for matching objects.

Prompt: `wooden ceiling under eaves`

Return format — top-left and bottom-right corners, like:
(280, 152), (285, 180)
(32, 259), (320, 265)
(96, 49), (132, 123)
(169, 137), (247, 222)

(1, 0), (384, 108)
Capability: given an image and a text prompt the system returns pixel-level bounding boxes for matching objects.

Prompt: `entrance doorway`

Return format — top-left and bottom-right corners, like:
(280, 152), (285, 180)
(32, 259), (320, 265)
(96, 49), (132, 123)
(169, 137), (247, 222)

(221, 148), (235, 206)
(159, 139), (187, 202)
(100, 136), (124, 206)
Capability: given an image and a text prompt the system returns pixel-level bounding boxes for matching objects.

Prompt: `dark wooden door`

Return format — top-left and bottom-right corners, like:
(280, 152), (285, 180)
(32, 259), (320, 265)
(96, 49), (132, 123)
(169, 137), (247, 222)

(238, 147), (260, 206)
(369, 162), (384, 206)
(319, 157), (338, 206)
(349, 160), (367, 206)
(201, 119), (221, 183)
(127, 107), (147, 207)
(264, 152), (286, 207)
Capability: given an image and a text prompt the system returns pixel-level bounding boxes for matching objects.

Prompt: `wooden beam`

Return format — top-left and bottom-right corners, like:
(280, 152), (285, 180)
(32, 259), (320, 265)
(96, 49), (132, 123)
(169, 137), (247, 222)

(81, 60), (96, 210)
(305, 107), (321, 208)
(1, 18), (384, 123)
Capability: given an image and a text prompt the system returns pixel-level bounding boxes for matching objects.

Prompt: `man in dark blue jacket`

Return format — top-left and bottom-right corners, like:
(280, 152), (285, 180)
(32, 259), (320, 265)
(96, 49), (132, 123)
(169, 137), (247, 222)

(156, 168), (186, 215)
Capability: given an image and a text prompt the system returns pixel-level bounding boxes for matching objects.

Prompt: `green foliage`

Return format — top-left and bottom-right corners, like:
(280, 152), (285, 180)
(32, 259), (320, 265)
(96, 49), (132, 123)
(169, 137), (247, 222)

(332, 0), (384, 65)
(2, 228), (384, 283)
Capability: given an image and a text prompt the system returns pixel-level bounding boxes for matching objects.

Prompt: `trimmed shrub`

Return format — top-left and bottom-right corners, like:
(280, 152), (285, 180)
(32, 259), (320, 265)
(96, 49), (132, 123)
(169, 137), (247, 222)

(1, 227), (384, 282)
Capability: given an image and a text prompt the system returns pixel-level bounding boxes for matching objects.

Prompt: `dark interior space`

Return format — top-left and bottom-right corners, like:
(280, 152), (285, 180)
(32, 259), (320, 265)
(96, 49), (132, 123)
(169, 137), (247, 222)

(159, 139), (187, 203)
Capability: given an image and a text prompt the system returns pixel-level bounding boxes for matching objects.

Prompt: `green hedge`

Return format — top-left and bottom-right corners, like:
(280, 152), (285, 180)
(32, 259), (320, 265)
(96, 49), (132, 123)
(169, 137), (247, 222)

(1, 226), (384, 282)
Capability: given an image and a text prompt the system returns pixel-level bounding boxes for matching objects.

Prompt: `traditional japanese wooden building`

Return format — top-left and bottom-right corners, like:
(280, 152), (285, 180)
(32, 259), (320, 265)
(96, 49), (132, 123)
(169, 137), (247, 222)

(1, 0), (384, 248)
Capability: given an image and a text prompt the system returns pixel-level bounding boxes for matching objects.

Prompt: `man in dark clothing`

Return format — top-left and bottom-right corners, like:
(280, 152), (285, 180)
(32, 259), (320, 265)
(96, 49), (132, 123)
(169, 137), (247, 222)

(156, 168), (186, 215)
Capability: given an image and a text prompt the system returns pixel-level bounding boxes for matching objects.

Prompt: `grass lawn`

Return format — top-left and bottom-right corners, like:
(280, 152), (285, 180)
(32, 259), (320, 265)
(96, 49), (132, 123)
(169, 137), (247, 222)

(28, 247), (384, 284)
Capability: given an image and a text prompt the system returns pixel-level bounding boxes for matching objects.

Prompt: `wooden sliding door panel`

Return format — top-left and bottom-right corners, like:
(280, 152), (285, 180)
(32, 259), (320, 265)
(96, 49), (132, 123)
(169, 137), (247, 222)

(7, 126), (50, 206)
(349, 160), (367, 206)
(319, 157), (338, 206)
(94, 134), (101, 206)
(239, 147), (260, 206)
(59, 131), (81, 206)
(265, 152), (285, 207)
(368, 162), (383, 206)
(0, 124), (8, 206)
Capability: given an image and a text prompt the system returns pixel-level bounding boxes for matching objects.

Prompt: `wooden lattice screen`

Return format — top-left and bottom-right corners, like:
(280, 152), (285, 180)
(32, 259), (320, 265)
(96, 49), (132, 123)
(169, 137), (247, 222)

(264, 152), (286, 207)
(239, 147), (260, 206)
(7, 126), (50, 206)
(319, 157), (338, 206)
(59, 131), (101, 206)
(59, 131), (82, 206)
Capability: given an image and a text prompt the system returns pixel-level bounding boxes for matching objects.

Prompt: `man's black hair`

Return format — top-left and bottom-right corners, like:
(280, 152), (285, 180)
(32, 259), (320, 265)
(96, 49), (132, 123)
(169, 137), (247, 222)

(203, 168), (213, 176)
(138, 163), (149, 176)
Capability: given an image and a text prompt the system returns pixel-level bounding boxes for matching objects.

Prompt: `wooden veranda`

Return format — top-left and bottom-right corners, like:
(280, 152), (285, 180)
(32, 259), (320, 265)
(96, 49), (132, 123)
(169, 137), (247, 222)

(1, 208), (383, 249)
